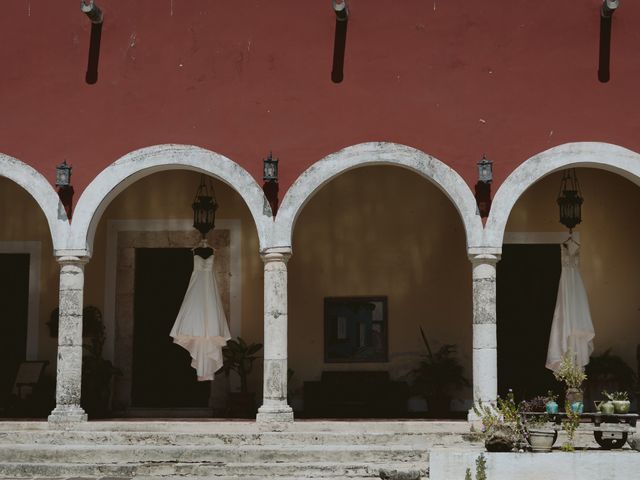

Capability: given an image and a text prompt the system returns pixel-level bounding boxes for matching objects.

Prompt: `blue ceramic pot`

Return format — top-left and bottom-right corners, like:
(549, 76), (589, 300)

(571, 401), (584, 414)
(545, 401), (559, 414)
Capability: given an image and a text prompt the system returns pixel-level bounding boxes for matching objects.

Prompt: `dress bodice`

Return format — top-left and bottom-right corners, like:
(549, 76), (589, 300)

(561, 241), (580, 268)
(193, 254), (214, 271)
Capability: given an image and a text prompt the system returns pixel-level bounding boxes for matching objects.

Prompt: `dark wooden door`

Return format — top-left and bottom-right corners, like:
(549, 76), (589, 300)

(132, 248), (210, 407)
(497, 244), (561, 401)
(0, 254), (30, 399)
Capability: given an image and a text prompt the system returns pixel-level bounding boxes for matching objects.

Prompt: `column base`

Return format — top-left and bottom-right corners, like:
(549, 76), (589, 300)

(48, 404), (88, 423)
(256, 403), (294, 424)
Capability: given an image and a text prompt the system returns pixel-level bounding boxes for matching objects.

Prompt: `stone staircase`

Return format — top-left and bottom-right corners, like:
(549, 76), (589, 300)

(0, 420), (479, 479)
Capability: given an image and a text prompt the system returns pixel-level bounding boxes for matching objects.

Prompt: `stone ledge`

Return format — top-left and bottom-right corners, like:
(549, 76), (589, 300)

(429, 448), (640, 480)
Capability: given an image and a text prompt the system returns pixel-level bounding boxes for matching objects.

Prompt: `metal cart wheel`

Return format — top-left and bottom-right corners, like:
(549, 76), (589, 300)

(594, 431), (628, 449)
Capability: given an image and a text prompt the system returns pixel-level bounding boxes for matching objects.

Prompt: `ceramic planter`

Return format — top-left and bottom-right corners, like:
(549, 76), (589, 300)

(545, 401), (558, 414)
(600, 401), (615, 415)
(613, 400), (630, 414)
(571, 401), (584, 414)
(565, 388), (583, 407)
(528, 429), (557, 452)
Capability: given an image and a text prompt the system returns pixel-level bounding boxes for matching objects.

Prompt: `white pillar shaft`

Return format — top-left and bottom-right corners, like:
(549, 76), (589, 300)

(48, 256), (88, 422)
(470, 253), (499, 417)
(257, 248), (294, 423)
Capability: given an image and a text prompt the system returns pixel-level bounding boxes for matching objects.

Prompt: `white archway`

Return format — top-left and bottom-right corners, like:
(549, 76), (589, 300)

(71, 145), (272, 254)
(0, 153), (69, 251)
(273, 142), (483, 249)
(486, 142), (640, 248)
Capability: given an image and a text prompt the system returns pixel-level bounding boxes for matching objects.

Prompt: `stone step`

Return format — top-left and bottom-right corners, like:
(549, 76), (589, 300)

(0, 444), (429, 464)
(0, 429), (477, 447)
(0, 460), (427, 479)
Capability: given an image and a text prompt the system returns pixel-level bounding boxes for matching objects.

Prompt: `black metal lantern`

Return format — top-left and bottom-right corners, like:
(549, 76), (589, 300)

(477, 155), (493, 184)
(263, 151), (279, 183)
(56, 160), (72, 187)
(557, 169), (583, 231)
(192, 175), (218, 238)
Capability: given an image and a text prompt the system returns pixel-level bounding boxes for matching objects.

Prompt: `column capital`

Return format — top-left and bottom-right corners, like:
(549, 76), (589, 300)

(261, 246), (292, 264)
(55, 251), (91, 266)
(468, 252), (501, 265)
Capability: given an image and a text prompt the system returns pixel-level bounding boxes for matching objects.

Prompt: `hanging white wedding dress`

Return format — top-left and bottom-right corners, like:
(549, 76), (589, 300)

(170, 253), (231, 381)
(546, 239), (595, 372)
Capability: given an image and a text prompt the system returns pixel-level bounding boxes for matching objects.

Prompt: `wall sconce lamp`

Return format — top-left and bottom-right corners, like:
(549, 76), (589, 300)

(474, 155), (493, 218)
(557, 169), (583, 232)
(476, 154), (493, 184)
(333, 0), (348, 21)
(81, 0), (103, 24)
(192, 175), (218, 238)
(55, 160), (72, 188)
(598, 0), (619, 83)
(263, 151), (279, 183)
(56, 161), (74, 219)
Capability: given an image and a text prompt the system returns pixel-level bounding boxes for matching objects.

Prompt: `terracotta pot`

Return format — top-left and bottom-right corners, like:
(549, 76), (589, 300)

(565, 388), (583, 408)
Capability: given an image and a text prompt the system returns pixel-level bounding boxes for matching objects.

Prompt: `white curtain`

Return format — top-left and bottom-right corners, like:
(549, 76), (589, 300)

(546, 240), (595, 371)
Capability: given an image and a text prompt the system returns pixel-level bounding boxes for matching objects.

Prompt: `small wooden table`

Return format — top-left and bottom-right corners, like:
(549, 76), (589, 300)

(524, 412), (638, 449)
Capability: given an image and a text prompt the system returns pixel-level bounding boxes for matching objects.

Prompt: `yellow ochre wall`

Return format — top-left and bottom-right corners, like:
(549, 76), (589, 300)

(0, 177), (59, 370)
(287, 166), (473, 406)
(506, 168), (640, 372)
(3, 165), (639, 409)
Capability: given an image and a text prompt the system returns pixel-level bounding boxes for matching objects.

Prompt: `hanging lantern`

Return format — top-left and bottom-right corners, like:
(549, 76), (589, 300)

(55, 160), (72, 187)
(263, 151), (279, 183)
(557, 169), (583, 231)
(192, 175), (218, 238)
(477, 154), (493, 184)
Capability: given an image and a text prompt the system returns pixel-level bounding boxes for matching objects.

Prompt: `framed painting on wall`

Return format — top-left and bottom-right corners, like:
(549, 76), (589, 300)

(324, 296), (388, 363)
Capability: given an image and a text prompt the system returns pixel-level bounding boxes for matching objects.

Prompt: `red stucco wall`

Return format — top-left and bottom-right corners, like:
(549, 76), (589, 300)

(1, 0), (639, 194)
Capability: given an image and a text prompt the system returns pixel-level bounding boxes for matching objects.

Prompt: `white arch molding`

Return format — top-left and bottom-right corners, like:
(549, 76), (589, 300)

(70, 145), (273, 254)
(0, 153), (69, 251)
(273, 142), (483, 249)
(486, 142), (640, 248)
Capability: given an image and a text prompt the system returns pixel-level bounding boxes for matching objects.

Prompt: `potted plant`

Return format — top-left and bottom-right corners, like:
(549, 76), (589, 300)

(473, 390), (525, 452)
(519, 396), (556, 452)
(545, 391), (559, 414)
(80, 307), (122, 418)
(409, 326), (469, 417)
(553, 350), (587, 413)
(221, 337), (263, 418)
(603, 391), (630, 414)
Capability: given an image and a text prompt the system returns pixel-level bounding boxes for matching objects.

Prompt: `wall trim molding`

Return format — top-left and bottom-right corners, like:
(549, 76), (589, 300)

(503, 231), (581, 244)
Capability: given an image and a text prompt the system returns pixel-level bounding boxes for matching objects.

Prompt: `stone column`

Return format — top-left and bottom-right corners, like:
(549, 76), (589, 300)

(48, 254), (89, 423)
(256, 247), (294, 423)
(468, 252), (500, 420)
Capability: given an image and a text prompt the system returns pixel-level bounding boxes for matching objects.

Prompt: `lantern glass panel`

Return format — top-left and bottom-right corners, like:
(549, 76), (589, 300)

(56, 162), (72, 187)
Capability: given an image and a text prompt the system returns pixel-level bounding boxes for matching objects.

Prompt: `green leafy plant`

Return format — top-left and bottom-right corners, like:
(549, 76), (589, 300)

(586, 349), (636, 393)
(221, 337), (263, 393)
(464, 453), (487, 480)
(410, 326), (468, 412)
(473, 390), (526, 450)
(553, 350), (587, 390)
(603, 390), (628, 401)
(80, 307), (122, 418)
(545, 390), (558, 403)
(561, 402), (580, 452)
